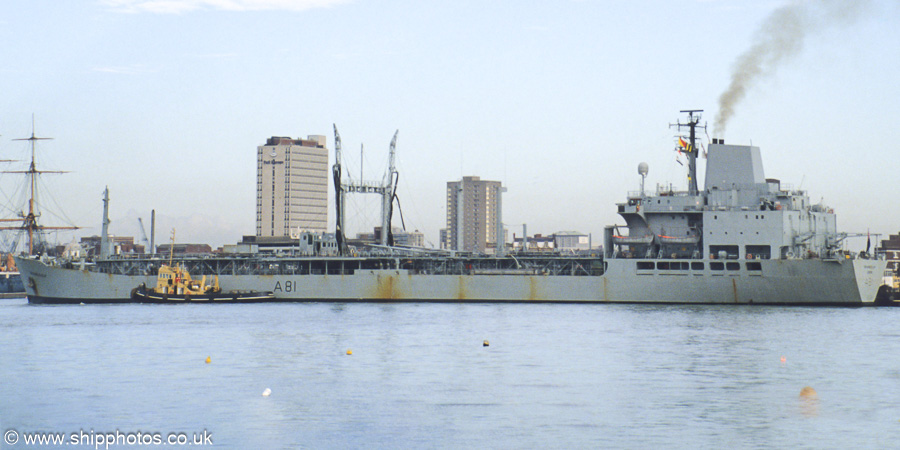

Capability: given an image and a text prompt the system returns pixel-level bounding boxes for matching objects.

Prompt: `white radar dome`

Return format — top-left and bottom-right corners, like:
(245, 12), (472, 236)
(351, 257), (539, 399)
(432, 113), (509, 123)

(638, 162), (649, 177)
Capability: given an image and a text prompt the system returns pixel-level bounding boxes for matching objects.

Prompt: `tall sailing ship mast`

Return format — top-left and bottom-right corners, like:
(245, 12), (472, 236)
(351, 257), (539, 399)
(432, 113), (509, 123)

(0, 118), (78, 255)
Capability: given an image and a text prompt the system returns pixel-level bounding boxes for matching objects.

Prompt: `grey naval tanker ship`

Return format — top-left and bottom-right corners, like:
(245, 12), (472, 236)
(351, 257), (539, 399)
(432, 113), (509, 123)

(15, 112), (890, 305)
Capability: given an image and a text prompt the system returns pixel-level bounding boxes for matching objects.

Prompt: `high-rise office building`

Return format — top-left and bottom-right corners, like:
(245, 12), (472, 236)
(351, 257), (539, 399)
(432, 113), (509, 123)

(256, 135), (328, 237)
(441, 176), (505, 253)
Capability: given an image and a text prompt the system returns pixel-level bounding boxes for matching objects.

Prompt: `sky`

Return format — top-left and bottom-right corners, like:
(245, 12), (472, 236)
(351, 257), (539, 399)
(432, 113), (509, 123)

(1, 0), (899, 250)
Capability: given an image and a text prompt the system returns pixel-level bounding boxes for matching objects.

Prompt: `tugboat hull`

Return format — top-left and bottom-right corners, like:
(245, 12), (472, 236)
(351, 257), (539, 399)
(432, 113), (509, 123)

(131, 286), (275, 303)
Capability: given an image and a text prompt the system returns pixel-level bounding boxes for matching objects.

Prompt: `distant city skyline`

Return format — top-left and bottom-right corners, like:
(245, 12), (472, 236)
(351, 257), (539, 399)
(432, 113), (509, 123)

(2, 0), (898, 250)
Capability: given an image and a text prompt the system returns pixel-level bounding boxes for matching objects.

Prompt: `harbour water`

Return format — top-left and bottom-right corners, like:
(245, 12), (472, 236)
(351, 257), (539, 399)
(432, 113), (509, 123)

(2, 298), (899, 448)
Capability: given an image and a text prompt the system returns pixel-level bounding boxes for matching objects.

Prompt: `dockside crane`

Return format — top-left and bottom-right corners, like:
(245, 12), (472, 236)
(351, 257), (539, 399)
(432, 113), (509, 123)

(138, 217), (151, 253)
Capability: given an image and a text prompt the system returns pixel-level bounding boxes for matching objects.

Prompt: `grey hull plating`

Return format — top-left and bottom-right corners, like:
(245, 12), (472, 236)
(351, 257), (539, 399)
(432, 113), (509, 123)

(17, 256), (886, 305)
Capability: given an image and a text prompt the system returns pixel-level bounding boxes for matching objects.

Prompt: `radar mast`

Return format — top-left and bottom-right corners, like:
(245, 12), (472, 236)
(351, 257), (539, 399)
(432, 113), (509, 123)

(670, 110), (706, 196)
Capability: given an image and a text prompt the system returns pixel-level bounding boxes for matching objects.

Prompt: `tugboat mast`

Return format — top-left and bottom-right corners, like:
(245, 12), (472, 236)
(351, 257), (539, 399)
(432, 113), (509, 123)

(0, 117), (78, 255)
(670, 110), (706, 196)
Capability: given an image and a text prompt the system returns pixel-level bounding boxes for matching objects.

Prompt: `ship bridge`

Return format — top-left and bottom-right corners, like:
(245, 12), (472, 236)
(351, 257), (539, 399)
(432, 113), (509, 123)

(608, 137), (843, 262)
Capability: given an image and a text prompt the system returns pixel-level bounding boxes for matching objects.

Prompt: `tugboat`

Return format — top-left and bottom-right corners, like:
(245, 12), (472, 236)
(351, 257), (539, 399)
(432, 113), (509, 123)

(132, 262), (275, 303)
(132, 232), (274, 303)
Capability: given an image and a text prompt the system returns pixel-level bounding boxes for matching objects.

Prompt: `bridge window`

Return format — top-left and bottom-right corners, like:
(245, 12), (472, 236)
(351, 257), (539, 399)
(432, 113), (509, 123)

(637, 262), (654, 270)
(710, 262), (724, 270)
(747, 262), (762, 271)
(726, 262), (741, 271)
(691, 262), (704, 270)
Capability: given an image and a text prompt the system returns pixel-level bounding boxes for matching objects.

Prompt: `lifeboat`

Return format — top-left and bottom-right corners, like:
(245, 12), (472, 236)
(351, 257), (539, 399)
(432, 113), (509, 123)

(657, 234), (701, 245)
(612, 234), (654, 245)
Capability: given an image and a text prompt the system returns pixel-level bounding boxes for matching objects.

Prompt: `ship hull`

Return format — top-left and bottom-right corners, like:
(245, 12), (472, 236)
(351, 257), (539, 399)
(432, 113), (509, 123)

(131, 286), (275, 303)
(0, 271), (25, 297)
(16, 257), (887, 306)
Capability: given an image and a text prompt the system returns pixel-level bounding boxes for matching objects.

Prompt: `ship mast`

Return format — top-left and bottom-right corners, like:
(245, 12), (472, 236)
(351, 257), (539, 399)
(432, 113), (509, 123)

(670, 110), (706, 196)
(0, 117), (79, 255)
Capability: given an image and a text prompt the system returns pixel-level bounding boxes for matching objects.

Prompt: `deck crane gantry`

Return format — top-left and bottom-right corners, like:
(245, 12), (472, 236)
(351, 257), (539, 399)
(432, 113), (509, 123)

(332, 125), (401, 255)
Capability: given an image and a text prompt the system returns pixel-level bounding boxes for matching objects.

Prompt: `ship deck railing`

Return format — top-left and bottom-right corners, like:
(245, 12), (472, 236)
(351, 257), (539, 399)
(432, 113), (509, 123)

(57, 252), (606, 277)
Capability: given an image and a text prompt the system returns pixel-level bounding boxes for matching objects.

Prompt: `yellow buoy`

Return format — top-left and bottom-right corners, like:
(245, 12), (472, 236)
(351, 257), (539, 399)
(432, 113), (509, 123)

(346, 349), (352, 355)
(780, 356), (786, 363)
(205, 356), (211, 364)
(799, 386), (818, 398)
(483, 340), (489, 347)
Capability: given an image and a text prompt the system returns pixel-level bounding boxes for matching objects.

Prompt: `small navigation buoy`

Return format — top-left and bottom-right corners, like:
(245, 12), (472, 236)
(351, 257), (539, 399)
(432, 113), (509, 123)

(483, 340), (489, 347)
(262, 388), (271, 397)
(80, 302), (85, 305)
(780, 356), (786, 363)
(205, 356), (211, 364)
(346, 349), (352, 355)
(799, 386), (819, 416)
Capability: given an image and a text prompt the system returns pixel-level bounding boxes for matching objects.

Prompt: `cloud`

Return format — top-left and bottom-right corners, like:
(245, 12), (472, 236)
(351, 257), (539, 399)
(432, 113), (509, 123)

(100, 0), (349, 14)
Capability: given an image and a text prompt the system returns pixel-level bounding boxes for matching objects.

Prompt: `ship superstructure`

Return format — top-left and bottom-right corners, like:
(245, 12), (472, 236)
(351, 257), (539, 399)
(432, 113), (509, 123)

(607, 110), (846, 263)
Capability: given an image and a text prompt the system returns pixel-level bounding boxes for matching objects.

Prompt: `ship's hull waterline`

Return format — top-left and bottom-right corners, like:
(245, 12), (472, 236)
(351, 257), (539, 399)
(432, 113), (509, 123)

(17, 256), (886, 306)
